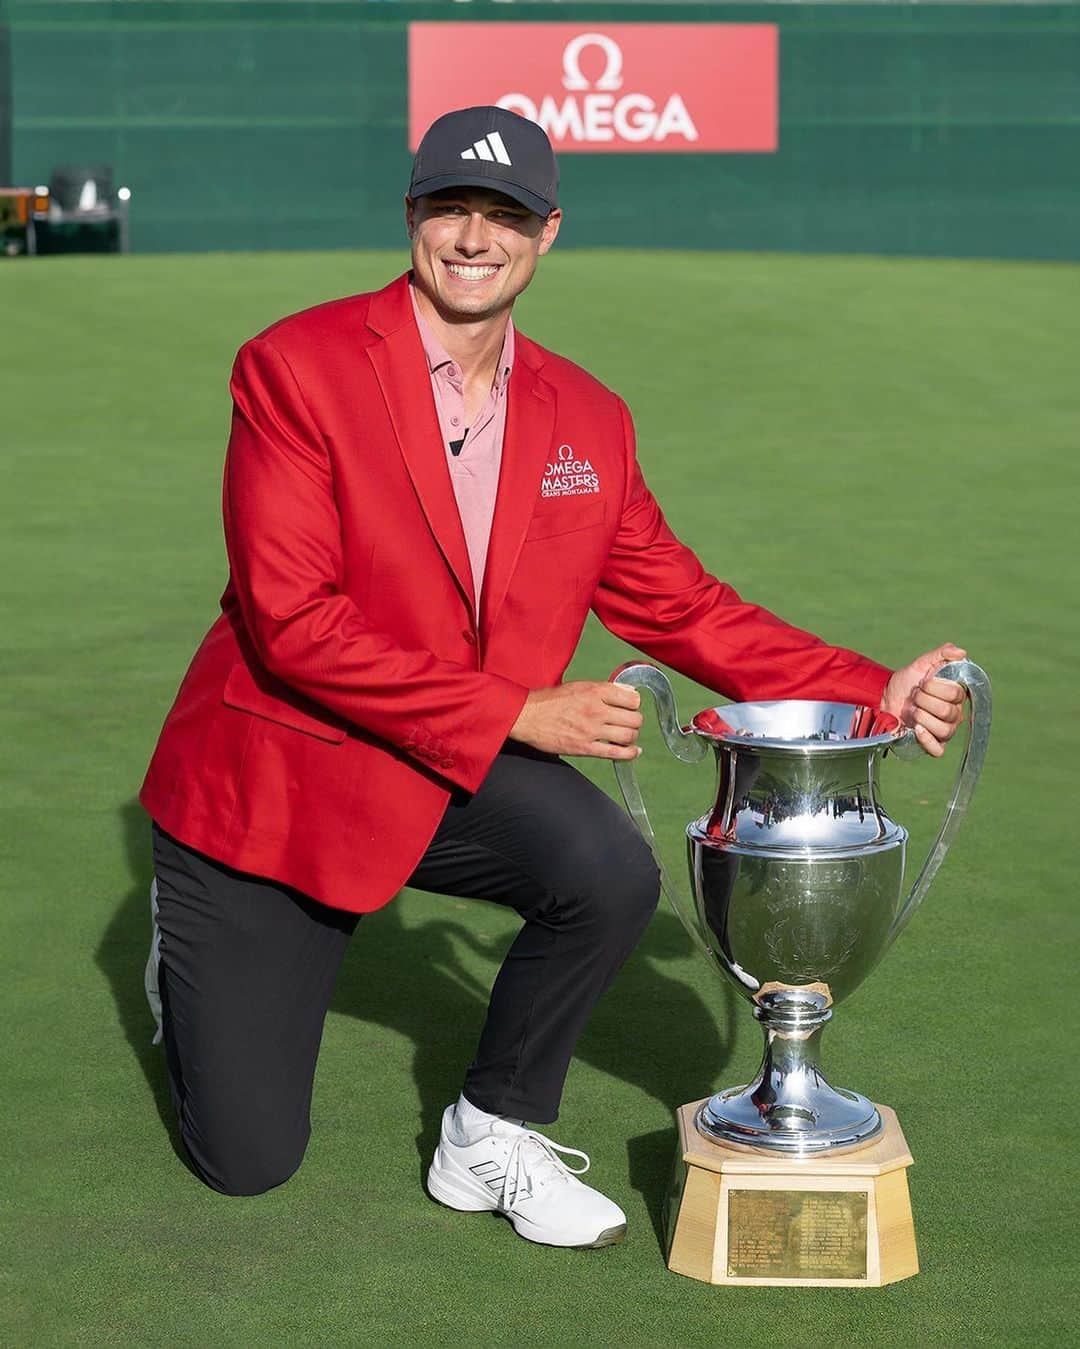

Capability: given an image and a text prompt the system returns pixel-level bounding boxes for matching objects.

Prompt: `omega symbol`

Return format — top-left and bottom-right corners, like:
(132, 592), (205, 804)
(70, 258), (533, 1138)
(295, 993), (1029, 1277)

(561, 32), (624, 92)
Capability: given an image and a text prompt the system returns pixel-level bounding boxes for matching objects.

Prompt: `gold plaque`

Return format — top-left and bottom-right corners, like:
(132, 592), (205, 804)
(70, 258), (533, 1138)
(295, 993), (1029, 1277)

(727, 1188), (868, 1280)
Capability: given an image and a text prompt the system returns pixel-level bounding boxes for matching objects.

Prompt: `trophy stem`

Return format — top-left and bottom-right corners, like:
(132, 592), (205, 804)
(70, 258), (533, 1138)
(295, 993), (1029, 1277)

(697, 989), (882, 1155)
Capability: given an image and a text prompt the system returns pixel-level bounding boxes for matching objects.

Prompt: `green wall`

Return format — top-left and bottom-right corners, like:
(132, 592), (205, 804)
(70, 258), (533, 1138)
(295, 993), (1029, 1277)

(0, 2), (11, 184)
(9, 1), (1080, 258)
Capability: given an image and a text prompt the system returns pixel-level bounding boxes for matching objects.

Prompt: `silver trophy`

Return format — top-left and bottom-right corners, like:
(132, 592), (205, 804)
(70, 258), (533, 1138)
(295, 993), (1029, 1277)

(612, 661), (990, 1155)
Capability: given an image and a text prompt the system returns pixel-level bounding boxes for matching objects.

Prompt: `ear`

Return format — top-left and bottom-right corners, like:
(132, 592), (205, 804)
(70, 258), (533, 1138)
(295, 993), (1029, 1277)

(537, 207), (563, 257)
(404, 194), (416, 240)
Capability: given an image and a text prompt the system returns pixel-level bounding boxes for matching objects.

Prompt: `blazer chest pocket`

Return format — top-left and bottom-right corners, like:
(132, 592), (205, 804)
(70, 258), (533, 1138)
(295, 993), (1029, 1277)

(525, 497), (606, 542)
(223, 661), (348, 744)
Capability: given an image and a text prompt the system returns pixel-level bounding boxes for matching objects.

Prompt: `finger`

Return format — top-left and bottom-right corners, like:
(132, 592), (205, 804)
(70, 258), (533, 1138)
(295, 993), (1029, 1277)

(584, 741), (643, 761)
(601, 683), (642, 710)
(912, 688), (964, 722)
(914, 708), (957, 742)
(602, 707), (644, 731)
(921, 676), (965, 705)
(933, 643), (967, 663)
(600, 723), (639, 747)
(913, 723), (946, 758)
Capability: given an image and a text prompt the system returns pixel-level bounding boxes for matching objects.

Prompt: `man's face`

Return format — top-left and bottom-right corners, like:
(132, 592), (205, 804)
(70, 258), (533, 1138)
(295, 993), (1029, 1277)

(406, 188), (562, 323)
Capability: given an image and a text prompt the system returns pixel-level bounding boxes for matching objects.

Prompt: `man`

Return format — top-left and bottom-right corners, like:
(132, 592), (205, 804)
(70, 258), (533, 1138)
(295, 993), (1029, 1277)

(140, 107), (965, 1249)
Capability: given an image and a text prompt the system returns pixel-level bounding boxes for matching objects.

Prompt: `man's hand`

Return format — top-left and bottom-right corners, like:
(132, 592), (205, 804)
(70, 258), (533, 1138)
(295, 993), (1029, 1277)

(509, 682), (644, 760)
(881, 642), (967, 758)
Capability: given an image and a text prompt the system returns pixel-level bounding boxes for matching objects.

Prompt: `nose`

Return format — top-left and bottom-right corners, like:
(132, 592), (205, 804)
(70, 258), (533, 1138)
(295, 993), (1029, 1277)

(455, 212), (492, 257)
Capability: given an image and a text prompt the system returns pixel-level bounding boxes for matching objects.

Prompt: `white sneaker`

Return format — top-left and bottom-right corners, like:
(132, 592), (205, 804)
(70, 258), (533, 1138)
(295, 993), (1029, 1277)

(426, 1105), (627, 1249)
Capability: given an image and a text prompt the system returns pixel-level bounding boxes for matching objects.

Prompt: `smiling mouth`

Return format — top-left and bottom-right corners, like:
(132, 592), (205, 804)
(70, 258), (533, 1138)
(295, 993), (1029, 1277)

(444, 262), (501, 281)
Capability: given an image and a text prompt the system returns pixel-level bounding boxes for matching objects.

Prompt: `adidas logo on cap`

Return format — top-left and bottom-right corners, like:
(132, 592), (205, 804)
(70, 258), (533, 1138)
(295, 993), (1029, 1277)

(460, 132), (512, 166)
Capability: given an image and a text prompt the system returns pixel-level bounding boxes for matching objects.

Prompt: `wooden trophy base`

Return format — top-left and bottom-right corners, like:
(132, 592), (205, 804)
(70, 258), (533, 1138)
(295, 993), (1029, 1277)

(664, 1100), (919, 1287)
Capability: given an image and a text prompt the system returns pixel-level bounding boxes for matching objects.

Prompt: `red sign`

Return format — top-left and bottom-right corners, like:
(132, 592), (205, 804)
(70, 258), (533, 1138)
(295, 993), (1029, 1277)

(408, 23), (778, 154)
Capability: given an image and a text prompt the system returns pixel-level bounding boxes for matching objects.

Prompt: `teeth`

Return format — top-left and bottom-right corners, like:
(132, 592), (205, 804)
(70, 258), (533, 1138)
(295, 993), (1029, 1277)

(447, 264), (499, 279)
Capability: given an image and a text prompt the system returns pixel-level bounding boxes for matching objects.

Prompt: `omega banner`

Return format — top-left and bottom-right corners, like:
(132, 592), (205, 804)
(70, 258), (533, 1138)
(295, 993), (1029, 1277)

(408, 23), (778, 154)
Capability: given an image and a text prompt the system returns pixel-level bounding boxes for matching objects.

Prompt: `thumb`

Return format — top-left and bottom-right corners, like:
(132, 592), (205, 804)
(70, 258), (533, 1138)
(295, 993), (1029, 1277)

(919, 643), (968, 688)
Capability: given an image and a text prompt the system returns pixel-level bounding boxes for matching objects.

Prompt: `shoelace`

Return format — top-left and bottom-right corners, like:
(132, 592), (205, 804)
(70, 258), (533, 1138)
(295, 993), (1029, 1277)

(499, 1130), (590, 1211)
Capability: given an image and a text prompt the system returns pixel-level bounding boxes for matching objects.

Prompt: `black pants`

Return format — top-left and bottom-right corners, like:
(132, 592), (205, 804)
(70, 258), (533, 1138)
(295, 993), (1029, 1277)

(152, 747), (660, 1196)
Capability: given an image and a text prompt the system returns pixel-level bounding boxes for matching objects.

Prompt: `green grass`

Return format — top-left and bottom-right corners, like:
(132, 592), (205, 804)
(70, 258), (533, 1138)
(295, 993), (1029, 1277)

(2, 248), (1078, 1345)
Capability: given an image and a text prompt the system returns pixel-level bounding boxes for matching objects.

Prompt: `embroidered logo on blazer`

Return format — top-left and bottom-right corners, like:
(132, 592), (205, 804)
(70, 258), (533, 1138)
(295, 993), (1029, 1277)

(541, 444), (601, 498)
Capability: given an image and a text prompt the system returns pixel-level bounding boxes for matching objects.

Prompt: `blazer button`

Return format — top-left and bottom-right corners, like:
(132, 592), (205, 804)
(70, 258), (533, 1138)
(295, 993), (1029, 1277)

(462, 629), (477, 645)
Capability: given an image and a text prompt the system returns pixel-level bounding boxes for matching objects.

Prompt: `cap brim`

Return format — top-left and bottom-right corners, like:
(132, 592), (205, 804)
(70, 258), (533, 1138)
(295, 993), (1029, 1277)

(409, 172), (553, 220)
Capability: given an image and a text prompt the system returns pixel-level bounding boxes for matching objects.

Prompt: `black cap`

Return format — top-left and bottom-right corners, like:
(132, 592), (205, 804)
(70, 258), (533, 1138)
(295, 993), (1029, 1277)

(410, 106), (559, 219)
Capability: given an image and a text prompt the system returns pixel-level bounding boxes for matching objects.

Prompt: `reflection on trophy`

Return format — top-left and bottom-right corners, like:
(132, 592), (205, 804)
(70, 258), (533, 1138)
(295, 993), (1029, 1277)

(612, 661), (990, 1287)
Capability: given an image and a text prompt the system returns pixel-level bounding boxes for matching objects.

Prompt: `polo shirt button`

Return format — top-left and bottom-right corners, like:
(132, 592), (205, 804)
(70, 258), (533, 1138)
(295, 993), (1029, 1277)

(451, 416), (460, 427)
(462, 629), (476, 644)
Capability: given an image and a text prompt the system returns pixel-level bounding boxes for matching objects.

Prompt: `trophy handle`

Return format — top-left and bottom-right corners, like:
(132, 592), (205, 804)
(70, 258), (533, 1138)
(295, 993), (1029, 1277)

(885, 658), (992, 952)
(610, 663), (713, 958)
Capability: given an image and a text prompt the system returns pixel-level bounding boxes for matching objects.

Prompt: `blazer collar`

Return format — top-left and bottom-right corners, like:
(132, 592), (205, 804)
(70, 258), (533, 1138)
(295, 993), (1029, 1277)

(366, 272), (415, 339)
(365, 275), (475, 613)
(479, 356), (555, 640)
(365, 273), (556, 634)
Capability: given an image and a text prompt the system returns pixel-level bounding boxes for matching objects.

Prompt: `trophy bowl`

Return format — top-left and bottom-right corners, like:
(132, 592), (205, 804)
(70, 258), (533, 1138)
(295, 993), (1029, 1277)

(612, 662), (990, 1157)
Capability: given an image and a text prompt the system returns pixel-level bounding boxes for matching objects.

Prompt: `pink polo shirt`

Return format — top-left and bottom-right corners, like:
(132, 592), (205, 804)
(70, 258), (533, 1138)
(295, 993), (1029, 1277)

(410, 284), (514, 610)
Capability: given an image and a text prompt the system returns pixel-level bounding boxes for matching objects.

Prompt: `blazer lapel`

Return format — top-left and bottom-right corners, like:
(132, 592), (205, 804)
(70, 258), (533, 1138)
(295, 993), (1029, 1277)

(366, 281), (475, 615)
(480, 352), (556, 640)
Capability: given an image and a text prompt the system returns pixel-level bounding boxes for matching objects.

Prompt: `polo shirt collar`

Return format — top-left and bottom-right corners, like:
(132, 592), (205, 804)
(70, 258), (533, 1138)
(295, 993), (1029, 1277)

(409, 281), (515, 390)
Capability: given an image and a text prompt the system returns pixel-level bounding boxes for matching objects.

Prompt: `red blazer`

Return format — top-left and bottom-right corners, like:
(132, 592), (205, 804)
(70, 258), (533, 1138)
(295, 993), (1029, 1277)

(140, 274), (891, 914)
